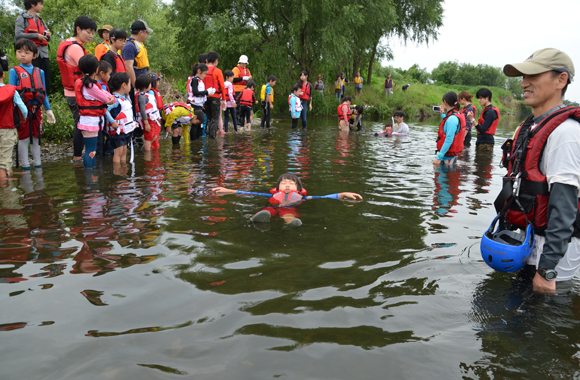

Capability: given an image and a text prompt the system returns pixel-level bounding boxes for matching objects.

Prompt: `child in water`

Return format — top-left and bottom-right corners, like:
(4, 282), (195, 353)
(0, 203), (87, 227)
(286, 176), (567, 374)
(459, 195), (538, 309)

(212, 173), (362, 227)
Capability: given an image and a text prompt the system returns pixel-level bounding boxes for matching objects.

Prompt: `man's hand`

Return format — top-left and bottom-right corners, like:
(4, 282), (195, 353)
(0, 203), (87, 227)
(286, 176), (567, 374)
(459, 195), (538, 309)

(45, 30), (51, 38)
(533, 272), (557, 294)
(339, 192), (363, 200)
(270, 103), (273, 109)
(38, 34), (47, 42)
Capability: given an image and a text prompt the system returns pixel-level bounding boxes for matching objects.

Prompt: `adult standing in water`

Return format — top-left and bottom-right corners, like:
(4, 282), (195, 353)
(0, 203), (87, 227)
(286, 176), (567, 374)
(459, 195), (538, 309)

(15, 0), (51, 94)
(470, 88), (499, 151)
(433, 91), (465, 167)
(499, 48), (578, 293)
(458, 91), (477, 148)
(232, 55), (251, 114)
(56, 15), (97, 164)
(296, 71), (313, 130)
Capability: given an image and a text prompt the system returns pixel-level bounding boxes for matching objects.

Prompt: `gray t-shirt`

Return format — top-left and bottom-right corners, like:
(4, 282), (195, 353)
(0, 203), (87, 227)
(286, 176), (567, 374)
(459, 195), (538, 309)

(393, 122), (409, 135)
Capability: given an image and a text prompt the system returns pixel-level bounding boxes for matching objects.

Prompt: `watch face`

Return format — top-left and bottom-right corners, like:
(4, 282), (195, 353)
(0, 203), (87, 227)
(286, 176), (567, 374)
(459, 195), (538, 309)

(545, 270), (557, 280)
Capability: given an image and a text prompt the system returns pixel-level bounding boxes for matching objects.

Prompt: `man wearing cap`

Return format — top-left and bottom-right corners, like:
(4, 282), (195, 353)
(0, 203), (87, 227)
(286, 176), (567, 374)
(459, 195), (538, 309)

(122, 20), (152, 86)
(500, 48), (579, 293)
(94, 25), (113, 60)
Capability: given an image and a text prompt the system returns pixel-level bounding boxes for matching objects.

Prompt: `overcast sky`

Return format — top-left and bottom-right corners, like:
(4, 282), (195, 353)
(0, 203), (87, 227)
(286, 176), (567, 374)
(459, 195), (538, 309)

(384, 0), (580, 103)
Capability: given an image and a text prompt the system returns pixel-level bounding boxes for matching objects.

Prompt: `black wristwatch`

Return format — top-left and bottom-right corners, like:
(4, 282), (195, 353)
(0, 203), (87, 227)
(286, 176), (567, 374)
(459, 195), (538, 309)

(537, 268), (558, 281)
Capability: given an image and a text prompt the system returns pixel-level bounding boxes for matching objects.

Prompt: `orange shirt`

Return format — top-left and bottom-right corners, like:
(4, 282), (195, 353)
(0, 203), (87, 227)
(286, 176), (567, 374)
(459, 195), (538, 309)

(232, 65), (251, 93)
(95, 41), (111, 60)
(209, 66), (226, 100)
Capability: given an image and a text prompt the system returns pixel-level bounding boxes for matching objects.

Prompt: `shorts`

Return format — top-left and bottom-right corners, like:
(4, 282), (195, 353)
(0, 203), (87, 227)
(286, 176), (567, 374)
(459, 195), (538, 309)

(355, 87), (362, 93)
(143, 120), (161, 141)
(109, 132), (131, 149)
(0, 129), (18, 172)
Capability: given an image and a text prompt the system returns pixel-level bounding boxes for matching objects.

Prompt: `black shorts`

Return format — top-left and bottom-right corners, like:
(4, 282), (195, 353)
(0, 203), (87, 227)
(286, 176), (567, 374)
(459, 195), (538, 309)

(109, 133), (131, 149)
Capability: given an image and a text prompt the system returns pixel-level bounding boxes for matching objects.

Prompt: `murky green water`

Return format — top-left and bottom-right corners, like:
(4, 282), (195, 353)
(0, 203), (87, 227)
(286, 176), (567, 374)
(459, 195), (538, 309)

(2, 115), (580, 379)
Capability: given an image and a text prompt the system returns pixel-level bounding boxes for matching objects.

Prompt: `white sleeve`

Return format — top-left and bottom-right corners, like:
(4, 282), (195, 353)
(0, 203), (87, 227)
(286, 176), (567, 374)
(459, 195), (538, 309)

(542, 119), (580, 192)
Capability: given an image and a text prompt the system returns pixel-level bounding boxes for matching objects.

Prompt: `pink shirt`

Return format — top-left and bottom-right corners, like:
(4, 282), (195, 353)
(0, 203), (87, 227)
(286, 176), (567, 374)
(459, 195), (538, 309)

(224, 81), (236, 108)
(63, 37), (86, 97)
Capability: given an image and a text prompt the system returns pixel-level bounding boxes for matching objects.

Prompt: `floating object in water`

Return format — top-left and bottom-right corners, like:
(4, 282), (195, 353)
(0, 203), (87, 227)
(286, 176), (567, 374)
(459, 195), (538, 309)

(210, 281), (226, 286)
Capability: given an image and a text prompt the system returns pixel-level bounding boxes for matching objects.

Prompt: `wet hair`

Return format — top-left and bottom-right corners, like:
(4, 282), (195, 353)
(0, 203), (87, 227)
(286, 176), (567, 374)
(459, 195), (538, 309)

(108, 72), (130, 92)
(355, 104), (364, 115)
(384, 122), (393, 128)
(476, 87), (492, 101)
(198, 53), (207, 64)
(98, 60), (112, 75)
(342, 96), (352, 103)
(73, 16), (97, 36)
(109, 28), (127, 42)
(78, 54), (99, 89)
(276, 173), (303, 192)
(458, 91), (473, 102)
(245, 79), (256, 89)
(299, 70), (308, 78)
(14, 38), (37, 55)
(551, 70), (569, 97)
(192, 63), (208, 77)
(135, 74), (151, 91)
(24, 0), (43, 10)
(292, 84), (301, 93)
(224, 69), (234, 79)
(442, 91), (460, 111)
(268, 75), (277, 82)
(193, 110), (205, 124)
(394, 110), (405, 117)
(207, 51), (219, 64)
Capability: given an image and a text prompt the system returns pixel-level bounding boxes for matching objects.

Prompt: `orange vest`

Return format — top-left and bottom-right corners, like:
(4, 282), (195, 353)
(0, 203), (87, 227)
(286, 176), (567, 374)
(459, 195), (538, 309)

(233, 65), (251, 93)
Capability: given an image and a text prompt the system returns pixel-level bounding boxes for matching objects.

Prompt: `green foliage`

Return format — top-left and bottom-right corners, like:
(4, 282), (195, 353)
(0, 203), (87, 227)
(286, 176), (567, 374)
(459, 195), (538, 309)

(431, 61), (507, 89)
(42, 93), (75, 143)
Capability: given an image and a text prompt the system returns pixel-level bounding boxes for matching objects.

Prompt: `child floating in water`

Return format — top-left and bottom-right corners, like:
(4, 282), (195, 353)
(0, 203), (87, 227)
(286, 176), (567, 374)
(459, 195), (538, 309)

(212, 173), (362, 227)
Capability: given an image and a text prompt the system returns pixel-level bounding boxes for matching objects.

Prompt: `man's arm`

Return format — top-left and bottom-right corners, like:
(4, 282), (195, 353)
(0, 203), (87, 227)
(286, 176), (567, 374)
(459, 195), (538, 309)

(125, 61), (136, 85)
(476, 109), (497, 134)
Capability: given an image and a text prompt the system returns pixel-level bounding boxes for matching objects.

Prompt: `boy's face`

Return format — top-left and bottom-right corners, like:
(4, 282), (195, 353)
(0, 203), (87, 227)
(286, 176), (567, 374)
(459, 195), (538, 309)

(77, 28), (95, 44)
(478, 97), (490, 107)
(16, 48), (36, 65)
(112, 38), (126, 51)
(119, 81), (130, 94)
(394, 115), (404, 124)
(270, 80), (276, 86)
(99, 69), (112, 83)
(279, 178), (298, 193)
(31, 1), (43, 13)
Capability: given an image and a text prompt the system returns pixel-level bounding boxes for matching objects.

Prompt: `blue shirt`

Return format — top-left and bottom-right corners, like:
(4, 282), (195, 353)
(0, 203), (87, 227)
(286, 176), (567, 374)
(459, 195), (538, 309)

(9, 64), (51, 110)
(121, 38), (147, 77)
(437, 114), (460, 161)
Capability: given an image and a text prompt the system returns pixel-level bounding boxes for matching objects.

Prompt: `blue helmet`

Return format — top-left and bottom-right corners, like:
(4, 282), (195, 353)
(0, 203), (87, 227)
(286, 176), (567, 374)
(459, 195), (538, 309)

(480, 214), (535, 273)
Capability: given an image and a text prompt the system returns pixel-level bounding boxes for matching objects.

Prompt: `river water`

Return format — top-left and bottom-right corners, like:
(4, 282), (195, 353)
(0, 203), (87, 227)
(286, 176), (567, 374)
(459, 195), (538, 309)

(1, 116), (580, 379)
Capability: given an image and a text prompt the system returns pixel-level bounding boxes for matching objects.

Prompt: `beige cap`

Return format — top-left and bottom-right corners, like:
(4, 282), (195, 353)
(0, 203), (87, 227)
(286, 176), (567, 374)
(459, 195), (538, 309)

(503, 48), (574, 82)
(97, 25), (113, 39)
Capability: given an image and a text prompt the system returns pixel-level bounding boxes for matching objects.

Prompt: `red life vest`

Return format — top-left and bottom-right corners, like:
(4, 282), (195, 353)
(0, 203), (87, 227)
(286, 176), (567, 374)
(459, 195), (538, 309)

(238, 89), (254, 107)
(269, 189), (307, 206)
(57, 39), (86, 91)
(436, 110), (466, 157)
(477, 105), (500, 135)
(298, 82), (312, 101)
(162, 102), (191, 117)
(501, 106), (580, 233)
(13, 66), (45, 140)
(0, 85), (18, 130)
(460, 104), (477, 121)
(202, 66), (221, 96)
(23, 15), (48, 47)
(151, 87), (163, 111)
(337, 104), (351, 121)
(74, 79), (107, 117)
(103, 50), (126, 73)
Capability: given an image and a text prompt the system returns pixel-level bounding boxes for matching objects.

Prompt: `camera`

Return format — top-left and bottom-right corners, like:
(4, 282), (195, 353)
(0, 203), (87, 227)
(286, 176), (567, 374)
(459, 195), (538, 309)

(432, 106), (441, 112)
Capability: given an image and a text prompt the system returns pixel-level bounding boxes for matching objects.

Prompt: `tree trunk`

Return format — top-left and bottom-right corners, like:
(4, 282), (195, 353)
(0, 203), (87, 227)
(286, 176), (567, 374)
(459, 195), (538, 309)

(367, 44), (377, 85)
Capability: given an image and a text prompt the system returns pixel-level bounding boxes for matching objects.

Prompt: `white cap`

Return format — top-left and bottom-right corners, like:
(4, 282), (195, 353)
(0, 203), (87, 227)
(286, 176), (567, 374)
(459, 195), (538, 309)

(238, 55), (249, 64)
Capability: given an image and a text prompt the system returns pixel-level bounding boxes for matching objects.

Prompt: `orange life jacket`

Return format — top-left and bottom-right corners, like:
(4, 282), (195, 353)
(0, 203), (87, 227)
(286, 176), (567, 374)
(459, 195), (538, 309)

(57, 39), (86, 91)
(337, 104), (351, 121)
(233, 65), (250, 92)
(202, 66), (221, 96)
(477, 105), (500, 135)
(437, 110), (466, 157)
(23, 14), (48, 47)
